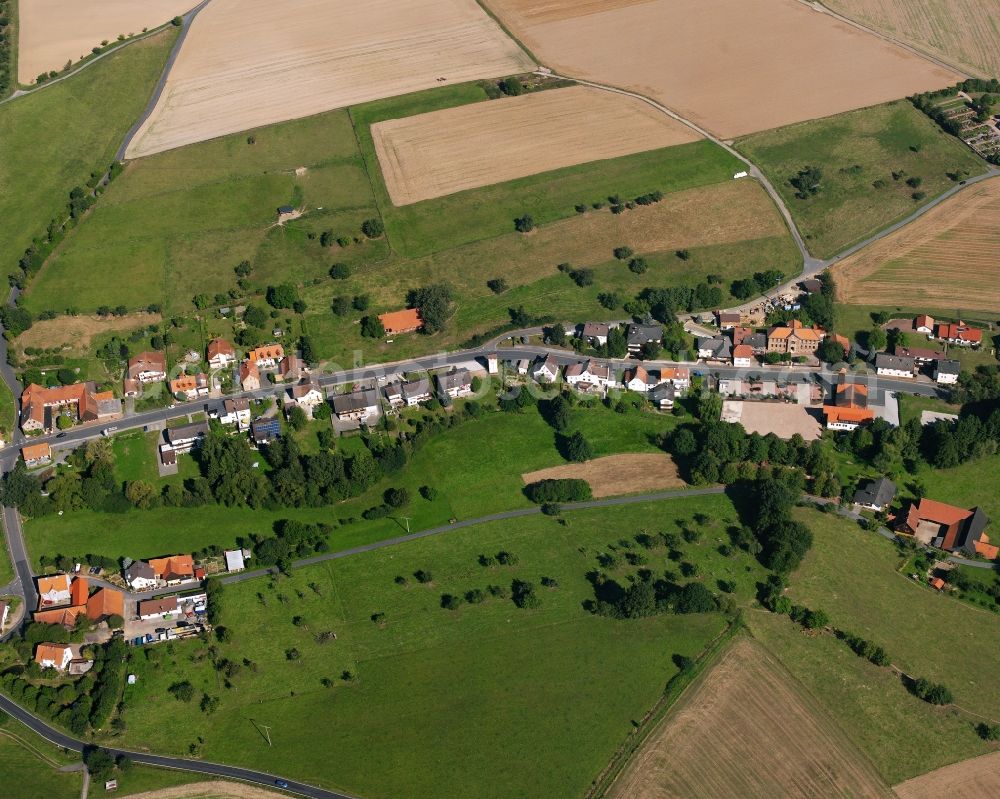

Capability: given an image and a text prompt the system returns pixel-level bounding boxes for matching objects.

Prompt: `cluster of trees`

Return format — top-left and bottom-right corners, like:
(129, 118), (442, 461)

(749, 477), (813, 573)
(907, 676), (953, 705)
(911, 79), (1000, 163)
(523, 478), (592, 504)
(953, 364), (1000, 404)
(790, 166), (823, 199)
(591, 571), (719, 620)
(266, 283), (305, 313)
(730, 269), (786, 301)
(406, 284), (453, 333)
(0, 0), (11, 96)
(841, 631), (890, 667)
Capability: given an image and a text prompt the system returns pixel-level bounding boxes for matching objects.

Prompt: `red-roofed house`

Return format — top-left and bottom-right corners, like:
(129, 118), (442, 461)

(896, 498), (996, 558)
(207, 338), (236, 369)
(35, 643), (72, 672)
(732, 344), (754, 367)
(378, 308), (423, 336)
(934, 321), (982, 347)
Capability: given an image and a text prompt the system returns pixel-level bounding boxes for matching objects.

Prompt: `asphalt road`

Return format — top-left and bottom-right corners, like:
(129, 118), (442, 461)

(0, 691), (357, 799)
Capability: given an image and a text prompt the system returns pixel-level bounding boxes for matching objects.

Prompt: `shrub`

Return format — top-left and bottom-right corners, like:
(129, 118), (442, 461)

(440, 593), (463, 610)
(486, 277), (508, 294)
(329, 263), (351, 280)
(419, 485), (438, 501)
(414, 570), (433, 584)
(674, 583), (716, 614)
(361, 218), (384, 238)
(613, 246), (633, 260)
(511, 579), (540, 609)
(514, 214), (535, 233)
(524, 478), (592, 504)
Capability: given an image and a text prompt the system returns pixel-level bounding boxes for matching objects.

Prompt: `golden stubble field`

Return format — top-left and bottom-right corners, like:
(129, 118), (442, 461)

(892, 751), (1000, 799)
(372, 86), (700, 205)
(482, 0), (960, 138)
(125, 0), (534, 159)
(608, 637), (890, 798)
(836, 176), (1000, 313)
(17, 0), (196, 84)
(521, 453), (684, 498)
(825, 0), (1000, 77)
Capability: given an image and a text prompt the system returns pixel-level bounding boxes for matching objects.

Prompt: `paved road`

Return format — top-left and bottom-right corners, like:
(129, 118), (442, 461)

(0, 692), (357, 799)
(115, 0), (213, 161)
(222, 487), (728, 584)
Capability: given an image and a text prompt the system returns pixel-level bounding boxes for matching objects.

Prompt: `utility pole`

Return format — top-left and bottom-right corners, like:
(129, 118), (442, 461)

(260, 723), (272, 747)
(402, 516), (411, 533)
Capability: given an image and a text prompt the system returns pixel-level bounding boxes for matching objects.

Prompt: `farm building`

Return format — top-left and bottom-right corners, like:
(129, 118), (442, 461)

(896, 499), (997, 558)
(378, 308), (423, 335)
(852, 477), (896, 511)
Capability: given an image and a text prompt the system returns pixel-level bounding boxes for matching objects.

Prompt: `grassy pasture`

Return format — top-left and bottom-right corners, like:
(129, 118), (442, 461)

(737, 101), (987, 258)
(0, 731), (80, 799)
(113, 493), (756, 799)
(787, 508), (1000, 720)
(0, 29), (177, 282)
(23, 398), (681, 566)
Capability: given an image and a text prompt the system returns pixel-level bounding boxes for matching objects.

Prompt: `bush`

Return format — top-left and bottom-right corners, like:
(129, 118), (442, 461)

(511, 579), (540, 609)
(486, 277), (508, 294)
(329, 263), (351, 280)
(440, 593), (463, 610)
(674, 583), (716, 614)
(361, 218), (384, 238)
(909, 677), (953, 705)
(414, 570), (433, 584)
(384, 487), (409, 508)
(514, 214), (535, 233)
(168, 681), (195, 702)
(613, 246), (633, 260)
(524, 478), (592, 504)
(419, 485), (438, 501)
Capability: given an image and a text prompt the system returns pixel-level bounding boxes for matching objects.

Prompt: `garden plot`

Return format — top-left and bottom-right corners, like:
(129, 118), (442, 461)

(372, 85), (699, 205)
(125, 0), (533, 158)
(483, 0), (961, 137)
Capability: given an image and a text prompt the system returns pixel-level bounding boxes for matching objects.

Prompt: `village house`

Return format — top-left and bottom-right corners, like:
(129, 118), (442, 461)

(251, 417), (281, 445)
(224, 550), (246, 573)
(649, 382), (676, 410)
(515, 359), (530, 376)
(624, 365), (657, 393)
(207, 338), (236, 370)
(914, 315), (935, 334)
(800, 278), (822, 294)
(138, 596), (180, 621)
(895, 345), (943, 364)
(20, 382), (120, 433)
(165, 422), (208, 455)
(218, 397), (251, 429)
(33, 604), (86, 627)
(565, 360), (615, 392)
(659, 367), (690, 390)
(934, 321), (982, 347)
(934, 359), (960, 385)
(875, 352), (915, 379)
(581, 322), (611, 347)
(248, 344), (285, 369)
(148, 554), (196, 585)
(766, 320), (825, 356)
(169, 372), (209, 400)
(36, 574), (72, 607)
(732, 327), (768, 354)
(532, 356), (561, 383)
(696, 336), (731, 361)
(124, 560), (157, 591)
(715, 311), (740, 329)
(332, 389), (380, 421)
(21, 442), (51, 467)
(822, 383), (874, 431)
(383, 383), (404, 408)
(127, 351), (167, 384)
(86, 587), (125, 623)
(239, 361), (261, 391)
(402, 379), (432, 407)
(896, 499), (997, 559)
(277, 355), (304, 383)
(378, 308), (423, 336)
(290, 378), (324, 410)
(34, 643), (73, 672)
(436, 369), (474, 399)
(486, 353), (498, 374)
(626, 323), (662, 354)
(732, 344), (755, 368)
(852, 477), (896, 512)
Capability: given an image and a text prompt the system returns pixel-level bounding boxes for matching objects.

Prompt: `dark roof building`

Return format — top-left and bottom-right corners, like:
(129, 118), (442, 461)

(626, 323), (662, 350)
(852, 477), (896, 510)
(165, 422), (209, 446)
(251, 417), (281, 445)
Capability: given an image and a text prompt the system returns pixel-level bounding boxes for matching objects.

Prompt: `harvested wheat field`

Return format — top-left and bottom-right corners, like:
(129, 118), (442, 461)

(482, 0), (960, 138)
(15, 312), (161, 356)
(826, 0), (1000, 77)
(521, 453), (683, 498)
(17, 0), (196, 84)
(125, 0), (533, 159)
(609, 637), (890, 799)
(893, 751), (1000, 799)
(837, 177), (1000, 313)
(120, 781), (288, 799)
(373, 86), (699, 205)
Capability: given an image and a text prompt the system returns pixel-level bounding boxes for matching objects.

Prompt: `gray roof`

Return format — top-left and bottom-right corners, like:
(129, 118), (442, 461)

(650, 382), (675, 402)
(853, 477), (896, 508)
(436, 369), (472, 391)
(697, 337), (731, 358)
(626, 323), (662, 346)
(402, 379), (431, 399)
(875, 352), (915, 372)
(955, 507), (990, 556)
(165, 422), (209, 445)
(126, 561), (155, 580)
(223, 397), (250, 412)
(581, 322), (610, 338)
(332, 389), (379, 413)
(742, 333), (767, 349)
(936, 359), (960, 376)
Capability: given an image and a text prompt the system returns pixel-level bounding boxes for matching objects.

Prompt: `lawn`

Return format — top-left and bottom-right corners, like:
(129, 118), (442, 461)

(737, 101), (988, 258)
(112, 430), (199, 487)
(0, 380), (15, 441)
(897, 393), (962, 426)
(0, 729), (80, 799)
(24, 399), (683, 566)
(786, 508), (1000, 720)
(747, 611), (989, 785)
(917, 453), (1000, 522)
(0, 516), (14, 585)
(351, 83), (744, 258)
(0, 29), (177, 282)
(113, 493), (758, 799)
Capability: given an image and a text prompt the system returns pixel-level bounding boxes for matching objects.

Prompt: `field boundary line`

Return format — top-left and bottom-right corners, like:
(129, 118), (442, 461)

(346, 107), (394, 256)
(473, 0), (542, 68)
(587, 618), (743, 799)
(0, 727), (64, 766)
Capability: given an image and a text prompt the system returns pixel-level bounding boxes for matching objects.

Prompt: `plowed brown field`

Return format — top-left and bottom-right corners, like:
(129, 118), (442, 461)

(125, 0), (533, 159)
(17, 0), (196, 84)
(826, 0), (1000, 77)
(521, 453), (683, 498)
(608, 637), (890, 799)
(372, 86), (699, 205)
(483, 0), (960, 137)
(892, 752), (1000, 799)
(837, 176), (1000, 313)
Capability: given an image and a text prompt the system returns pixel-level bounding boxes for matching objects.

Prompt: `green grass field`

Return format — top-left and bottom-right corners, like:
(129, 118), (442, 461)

(24, 399), (682, 566)
(737, 101), (988, 259)
(114, 493), (757, 798)
(0, 730), (80, 799)
(747, 611), (989, 784)
(787, 508), (1000, 720)
(0, 516), (14, 585)
(0, 29), (176, 283)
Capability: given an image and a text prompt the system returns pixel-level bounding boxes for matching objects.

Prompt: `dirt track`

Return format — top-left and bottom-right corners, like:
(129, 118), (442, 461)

(125, 0), (533, 158)
(836, 175), (1000, 313)
(893, 751), (1000, 799)
(373, 85), (699, 205)
(483, 0), (960, 138)
(521, 453), (683, 498)
(17, 0), (197, 84)
(608, 637), (890, 798)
